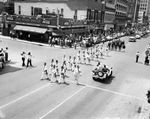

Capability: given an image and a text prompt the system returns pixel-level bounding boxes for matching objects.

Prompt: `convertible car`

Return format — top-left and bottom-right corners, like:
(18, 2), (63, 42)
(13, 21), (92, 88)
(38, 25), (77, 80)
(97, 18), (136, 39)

(92, 65), (113, 82)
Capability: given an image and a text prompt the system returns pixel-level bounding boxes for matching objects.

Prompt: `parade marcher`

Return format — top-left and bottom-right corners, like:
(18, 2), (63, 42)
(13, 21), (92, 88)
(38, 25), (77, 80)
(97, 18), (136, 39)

(59, 66), (65, 83)
(67, 56), (72, 71)
(26, 52), (33, 67)
(51, 65), (57, 83)
(55, 68), (61, 84)
(21, 52), (26, 67)
(41, 62), (49, 80)
(86, 52), (90, 65)
(77, 51), (81, 64)
(72, 57), (76, 71)
(136, 51), (139, 63)
(55, 60), (59, 71)
(63, 61), (67, 75)
(62, 55), (66, 63)
(49, 59), (54, 78)
(82, 51), (86, 64)
(74, 65), (81, 85)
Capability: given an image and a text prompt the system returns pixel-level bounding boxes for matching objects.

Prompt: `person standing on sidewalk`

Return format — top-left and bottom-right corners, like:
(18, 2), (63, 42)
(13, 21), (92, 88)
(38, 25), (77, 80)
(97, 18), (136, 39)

(4, 47), (9, 62)
(21, 52), (26, 67)
(136, 51), (139, 63)
(26, 52), (33, 67)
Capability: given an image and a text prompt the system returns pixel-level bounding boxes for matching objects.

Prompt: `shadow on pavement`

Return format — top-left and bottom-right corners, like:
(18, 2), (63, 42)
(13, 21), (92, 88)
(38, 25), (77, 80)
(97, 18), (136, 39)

(94, 76), (115, 84)
(142, 34), (150, 38)
(0, 65), (22, 75)
(103, 76), (115, 84)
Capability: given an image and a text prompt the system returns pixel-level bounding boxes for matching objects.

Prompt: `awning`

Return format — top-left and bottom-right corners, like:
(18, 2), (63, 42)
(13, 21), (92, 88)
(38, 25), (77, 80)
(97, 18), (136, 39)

(104, 24), (114, 31)
(14, 25), (47, 34)
(52, 32), (62, 36)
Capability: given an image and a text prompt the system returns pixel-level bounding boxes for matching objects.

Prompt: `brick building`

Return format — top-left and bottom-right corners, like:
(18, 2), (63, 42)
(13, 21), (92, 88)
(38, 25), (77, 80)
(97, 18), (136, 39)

(2, 0), (105, 43)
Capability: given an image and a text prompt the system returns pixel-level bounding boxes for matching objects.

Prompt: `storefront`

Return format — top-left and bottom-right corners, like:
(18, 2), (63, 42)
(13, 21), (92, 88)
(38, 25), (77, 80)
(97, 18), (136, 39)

(2, 15), (88, 43)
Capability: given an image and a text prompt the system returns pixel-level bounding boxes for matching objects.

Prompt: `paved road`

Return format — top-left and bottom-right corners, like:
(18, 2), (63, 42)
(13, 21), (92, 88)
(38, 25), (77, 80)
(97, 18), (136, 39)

(0, 35), (150, 119)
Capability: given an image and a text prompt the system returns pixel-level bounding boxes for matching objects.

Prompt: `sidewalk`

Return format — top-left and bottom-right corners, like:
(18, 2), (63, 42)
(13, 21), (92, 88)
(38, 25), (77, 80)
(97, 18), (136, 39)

(0, 35), (58, 47)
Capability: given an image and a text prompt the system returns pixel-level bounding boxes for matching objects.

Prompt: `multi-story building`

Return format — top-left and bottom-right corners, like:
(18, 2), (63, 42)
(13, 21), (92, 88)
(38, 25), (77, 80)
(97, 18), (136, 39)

(104, 0), (116, 32)
(139, 0), (150, 25)
(2, 0), (104, 42)
(139, 0), (150, 16)
(126, 0), (140, 27)
(114, 0), (128, 31)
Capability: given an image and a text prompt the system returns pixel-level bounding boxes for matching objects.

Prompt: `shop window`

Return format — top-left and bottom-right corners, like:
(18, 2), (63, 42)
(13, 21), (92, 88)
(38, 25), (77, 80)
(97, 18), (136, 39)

(61, 8), (64, 16)
(74, 10), (78, 20)
(18, 5), (21, 14)
(31, 6), (34, 16)
(34, 7), (42, 16)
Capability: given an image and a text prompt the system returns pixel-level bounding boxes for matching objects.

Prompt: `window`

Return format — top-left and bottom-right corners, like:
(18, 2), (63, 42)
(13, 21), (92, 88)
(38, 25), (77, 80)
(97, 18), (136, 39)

(61, 8), (64, 16)
(31, 7), (34, 16)
(18, 5), (21, 14)
(74, 10), (78, 20)
(34, 7), (42, 16)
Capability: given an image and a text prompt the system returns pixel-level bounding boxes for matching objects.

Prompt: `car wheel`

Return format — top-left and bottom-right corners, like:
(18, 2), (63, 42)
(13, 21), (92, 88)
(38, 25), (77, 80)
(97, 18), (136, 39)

(98, 71), (104, 77)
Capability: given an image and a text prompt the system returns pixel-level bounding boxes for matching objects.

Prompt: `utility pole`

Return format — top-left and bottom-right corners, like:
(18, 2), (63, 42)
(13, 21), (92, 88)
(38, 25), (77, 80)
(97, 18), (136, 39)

(133, 0), (138, 23)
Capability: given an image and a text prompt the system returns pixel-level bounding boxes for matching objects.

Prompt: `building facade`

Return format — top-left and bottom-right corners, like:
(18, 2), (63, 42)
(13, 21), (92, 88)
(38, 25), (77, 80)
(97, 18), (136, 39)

(139, 0), (150, 16)
(139, 0), (150, 25)
(104, 0), (116, 32)
(114, 0), (128, 31)
(2, 0), (105, 43)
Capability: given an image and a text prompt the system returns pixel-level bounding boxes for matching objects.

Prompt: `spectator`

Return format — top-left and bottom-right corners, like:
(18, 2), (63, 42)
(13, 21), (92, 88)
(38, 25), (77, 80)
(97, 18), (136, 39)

(21, 52), (26, 67)
(26, 52), (33, 67)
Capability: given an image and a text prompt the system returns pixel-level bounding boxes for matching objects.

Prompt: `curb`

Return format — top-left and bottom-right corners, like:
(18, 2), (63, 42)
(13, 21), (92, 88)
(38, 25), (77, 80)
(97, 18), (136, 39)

(0, 35), (60, 47)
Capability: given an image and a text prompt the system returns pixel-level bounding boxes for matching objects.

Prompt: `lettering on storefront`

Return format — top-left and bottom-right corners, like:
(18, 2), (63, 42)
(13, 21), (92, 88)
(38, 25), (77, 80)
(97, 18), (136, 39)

(6, 16), (14, 21)
(64, 22), (69, 26)
(22, 18), (30, 22)
(15, 17), (22, 21)
(42, 20), (51, 24)
(31, 19), (41, 24)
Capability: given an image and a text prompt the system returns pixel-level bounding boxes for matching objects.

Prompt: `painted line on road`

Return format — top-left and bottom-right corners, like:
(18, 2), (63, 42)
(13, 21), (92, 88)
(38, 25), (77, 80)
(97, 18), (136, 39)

(66, 80), (143, 100)
(0, 83), (51, 109)
(39, 86), (85, 119)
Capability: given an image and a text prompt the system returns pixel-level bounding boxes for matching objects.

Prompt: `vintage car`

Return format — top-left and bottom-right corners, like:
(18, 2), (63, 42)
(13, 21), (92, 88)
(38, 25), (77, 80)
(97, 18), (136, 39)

(129, 36), (136, 42)
(92, 65), (113, 82)
(135, 34), (141, 39)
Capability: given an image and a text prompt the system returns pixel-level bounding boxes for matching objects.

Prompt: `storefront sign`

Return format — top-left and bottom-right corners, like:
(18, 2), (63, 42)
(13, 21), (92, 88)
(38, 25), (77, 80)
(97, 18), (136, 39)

(42, 20), (51, 24)
(64, 21), (70, 26)
(6, 16), (14, 21)
(31, 19), (41, 24)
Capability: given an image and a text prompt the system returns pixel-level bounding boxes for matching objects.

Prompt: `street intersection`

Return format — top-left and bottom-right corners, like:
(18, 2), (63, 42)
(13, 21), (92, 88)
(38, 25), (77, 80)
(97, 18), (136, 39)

(0, 35), (150, 119)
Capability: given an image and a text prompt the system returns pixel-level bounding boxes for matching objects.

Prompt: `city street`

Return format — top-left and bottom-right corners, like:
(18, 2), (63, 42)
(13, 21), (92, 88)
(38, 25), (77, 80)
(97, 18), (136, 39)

(0, 35), (150, 119)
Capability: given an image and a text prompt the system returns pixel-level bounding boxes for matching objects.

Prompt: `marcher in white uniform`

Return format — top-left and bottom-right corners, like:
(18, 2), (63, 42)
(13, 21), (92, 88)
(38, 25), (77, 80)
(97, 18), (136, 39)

(41, 62), (49, 80)
(49, 59), (54, 79)
(72, 57), (76, 71)
(74, 65), (81, 85)
(82, 51), (86, 64)
(77, 51), (81, 64)
(86, 52), (90, 64)
(51, 65), (57, 83)
(67, 56), (72, 71)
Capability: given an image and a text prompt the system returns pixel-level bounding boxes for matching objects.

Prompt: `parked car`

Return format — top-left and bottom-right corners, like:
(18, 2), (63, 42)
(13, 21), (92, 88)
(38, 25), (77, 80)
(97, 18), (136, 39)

(129, 36), (136, 42)
(105, 35), (113, 41)
(135, 34), (141, 39)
